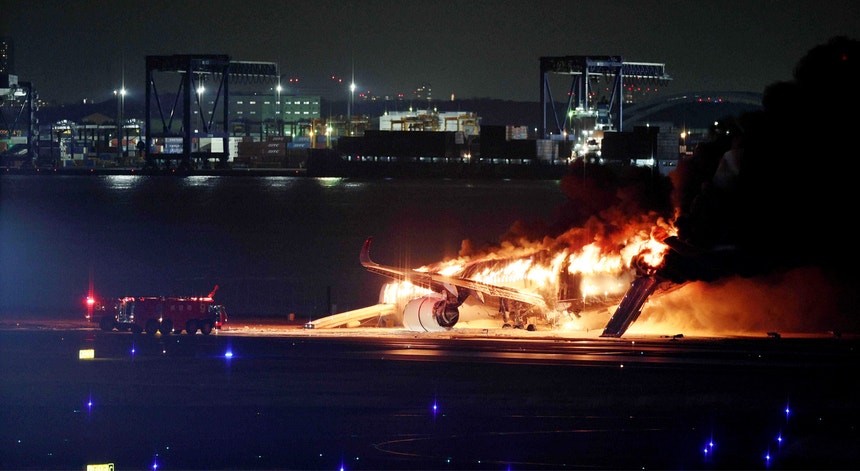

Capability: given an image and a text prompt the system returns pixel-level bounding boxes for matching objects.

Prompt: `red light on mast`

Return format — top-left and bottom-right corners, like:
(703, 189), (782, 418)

(85, 295), (95, 321)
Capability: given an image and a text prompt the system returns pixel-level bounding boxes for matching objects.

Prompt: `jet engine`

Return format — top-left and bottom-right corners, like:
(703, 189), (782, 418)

(402, 293), (460, 332)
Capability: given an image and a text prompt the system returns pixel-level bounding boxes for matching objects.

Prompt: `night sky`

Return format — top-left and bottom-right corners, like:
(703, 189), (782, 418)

(3, 0), (858, 105)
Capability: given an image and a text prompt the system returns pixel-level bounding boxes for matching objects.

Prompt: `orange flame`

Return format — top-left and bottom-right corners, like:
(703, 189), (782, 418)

(381, 216), (677, 317)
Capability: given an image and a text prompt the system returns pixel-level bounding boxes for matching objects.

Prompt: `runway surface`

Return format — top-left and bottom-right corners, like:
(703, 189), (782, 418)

(1, 318), (858, 470)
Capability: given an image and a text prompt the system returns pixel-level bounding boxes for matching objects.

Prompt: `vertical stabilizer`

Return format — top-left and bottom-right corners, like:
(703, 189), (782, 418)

(600, 275), (659, 337)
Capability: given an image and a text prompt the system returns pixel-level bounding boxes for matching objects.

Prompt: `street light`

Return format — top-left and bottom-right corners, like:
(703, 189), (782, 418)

(275, 83), (283, 136)
(348, 81), (356, 136)
(114, 88), (126, 160)
(196, 85), (205, 136)
(680, 130), (687, 157)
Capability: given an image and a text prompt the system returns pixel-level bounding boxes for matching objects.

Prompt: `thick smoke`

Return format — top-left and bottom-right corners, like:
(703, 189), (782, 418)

(651, 37), (860, 335)
(672, 36), (859, 277)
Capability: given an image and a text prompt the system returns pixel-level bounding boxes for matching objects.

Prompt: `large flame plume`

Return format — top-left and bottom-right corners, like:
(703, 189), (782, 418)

(380, 204), (677, 331)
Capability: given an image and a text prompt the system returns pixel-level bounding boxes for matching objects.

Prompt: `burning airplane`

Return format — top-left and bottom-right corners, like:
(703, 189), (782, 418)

(360, 211), (677, 337)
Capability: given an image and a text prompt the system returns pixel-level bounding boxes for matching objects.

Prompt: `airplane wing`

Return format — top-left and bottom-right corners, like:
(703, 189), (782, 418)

(360, 237), (548, 309)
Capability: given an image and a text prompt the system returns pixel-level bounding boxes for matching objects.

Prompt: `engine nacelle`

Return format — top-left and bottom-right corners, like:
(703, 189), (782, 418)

(402, 293), (460, 332)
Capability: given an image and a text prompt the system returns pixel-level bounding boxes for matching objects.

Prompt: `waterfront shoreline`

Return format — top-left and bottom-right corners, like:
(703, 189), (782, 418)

(1, 166), (308, 177)
(1, 158), (575, 179)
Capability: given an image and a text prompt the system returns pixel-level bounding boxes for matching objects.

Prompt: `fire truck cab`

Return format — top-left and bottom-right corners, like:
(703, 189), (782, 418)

(98, 287), (227, 335)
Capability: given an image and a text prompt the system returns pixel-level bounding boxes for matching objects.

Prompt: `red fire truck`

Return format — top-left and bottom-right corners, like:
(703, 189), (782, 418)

(98, 286), (227, 335)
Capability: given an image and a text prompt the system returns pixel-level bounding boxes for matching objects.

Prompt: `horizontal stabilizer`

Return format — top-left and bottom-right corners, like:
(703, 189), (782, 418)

(307, 303), (397, 329)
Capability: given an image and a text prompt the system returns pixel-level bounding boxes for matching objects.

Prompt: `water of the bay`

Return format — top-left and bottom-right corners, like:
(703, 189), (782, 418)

(0, 174), (568, 320)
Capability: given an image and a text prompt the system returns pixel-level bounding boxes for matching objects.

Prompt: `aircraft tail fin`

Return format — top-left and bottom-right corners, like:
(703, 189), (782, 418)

(600, 275), (659, 338)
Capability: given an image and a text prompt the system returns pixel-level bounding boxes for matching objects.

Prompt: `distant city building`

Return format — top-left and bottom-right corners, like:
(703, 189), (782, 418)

(199, 92), (321, 137)
(413, 83), (432, 101)
(277, 95), (321, 122)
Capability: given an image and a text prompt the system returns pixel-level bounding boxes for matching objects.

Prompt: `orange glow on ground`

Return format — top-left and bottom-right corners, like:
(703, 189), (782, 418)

(630, 266), (856, 337)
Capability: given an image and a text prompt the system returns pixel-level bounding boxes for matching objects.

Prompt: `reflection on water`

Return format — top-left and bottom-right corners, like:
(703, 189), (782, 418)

(103, 174), (142, 191)
(1, 175), (566, 320)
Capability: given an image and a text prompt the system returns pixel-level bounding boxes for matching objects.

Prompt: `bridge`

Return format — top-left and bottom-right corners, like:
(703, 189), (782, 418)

(622, 90), (763, 127)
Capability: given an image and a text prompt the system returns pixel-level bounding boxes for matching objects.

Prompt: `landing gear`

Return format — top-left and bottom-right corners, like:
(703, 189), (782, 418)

(498, 299), (535, 331)
(502, 322), (535, 330)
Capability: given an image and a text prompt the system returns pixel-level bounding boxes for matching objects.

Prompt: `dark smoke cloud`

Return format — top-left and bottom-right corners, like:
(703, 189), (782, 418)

(672, 36), (859, 277)
(653, 36), (860, 335)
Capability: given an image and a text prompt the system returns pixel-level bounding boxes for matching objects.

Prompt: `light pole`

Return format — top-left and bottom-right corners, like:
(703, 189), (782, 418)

(348, 82), (355, 136)
(679, 130), (688, 158)
(196, 85), (204, 145)
(114, 88), (126, 161)
(276, 83), (282, 136)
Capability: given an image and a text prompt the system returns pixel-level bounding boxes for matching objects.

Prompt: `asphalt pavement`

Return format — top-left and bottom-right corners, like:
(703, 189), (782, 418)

(1, 321), (858, 470)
